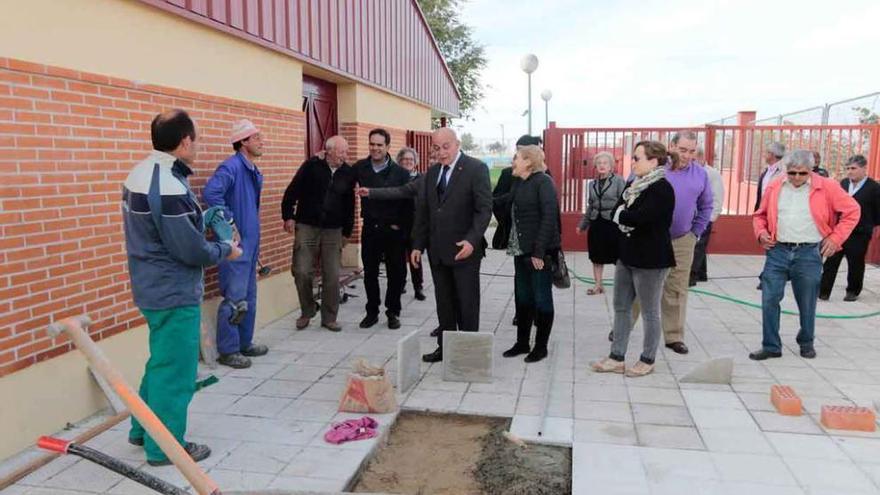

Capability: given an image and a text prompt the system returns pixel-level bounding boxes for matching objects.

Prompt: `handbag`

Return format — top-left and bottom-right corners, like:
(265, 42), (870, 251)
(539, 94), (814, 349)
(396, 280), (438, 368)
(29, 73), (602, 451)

(550, 250), (571, 289)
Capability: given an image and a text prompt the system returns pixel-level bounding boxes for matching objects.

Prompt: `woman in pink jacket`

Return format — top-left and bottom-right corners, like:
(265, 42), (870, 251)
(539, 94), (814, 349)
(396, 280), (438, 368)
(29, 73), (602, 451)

(750, 149), (860, 361)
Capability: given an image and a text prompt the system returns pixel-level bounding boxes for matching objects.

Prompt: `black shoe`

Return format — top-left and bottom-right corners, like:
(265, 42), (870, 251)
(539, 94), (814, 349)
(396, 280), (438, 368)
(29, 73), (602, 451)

(414, 289), (426, 301)
(360, 313), (379, 328)
(430, 326), (441, 337)
(147, 442), (211, 466)
(608, 331), (613, 342)
(524, 348), (548, 363)
(818, 293), (831, 301)
(756, 282), (763, 290)
(512, 316), (518, 326)
(502, 343), (530, 358)
(844, 292), (859, 302)
(800, 347), (817, 359)
(665, 342), (689, 354)
(422, 348), (443, 363)
(388, 315), (401, 330)
(688, 279), (697, 287)
(401, 287), (407, 294)
(128, 436), (144, 447)
(241, 344), (268, 357)
(697, 275), (708, 282)
(218, 352), (251, 369)
(749, 349), (783, 361)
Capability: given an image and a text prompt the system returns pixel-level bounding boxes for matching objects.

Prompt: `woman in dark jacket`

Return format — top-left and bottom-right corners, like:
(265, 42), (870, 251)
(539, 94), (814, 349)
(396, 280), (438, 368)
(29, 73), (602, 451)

(499, 145), (561, 363)
(591, 140), (676, 378)
(576, 151), (626, 295)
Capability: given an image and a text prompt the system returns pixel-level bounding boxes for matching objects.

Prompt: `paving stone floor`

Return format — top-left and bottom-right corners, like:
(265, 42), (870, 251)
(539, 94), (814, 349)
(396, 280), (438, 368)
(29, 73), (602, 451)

(4, 247), (880, 494)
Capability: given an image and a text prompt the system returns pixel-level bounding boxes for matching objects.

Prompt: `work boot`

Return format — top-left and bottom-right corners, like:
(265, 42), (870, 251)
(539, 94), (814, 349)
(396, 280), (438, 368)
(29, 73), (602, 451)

(218, 353), (251, 369)
(241, 344), (268, 357)
(525, 312), (553, 363)
(511, 305), (534, 356)
(147, 442), (211, 467)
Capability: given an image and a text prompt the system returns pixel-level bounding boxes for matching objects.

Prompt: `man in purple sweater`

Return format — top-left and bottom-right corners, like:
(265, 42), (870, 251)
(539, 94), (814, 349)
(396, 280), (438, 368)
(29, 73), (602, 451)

(634, 131), (713, 354)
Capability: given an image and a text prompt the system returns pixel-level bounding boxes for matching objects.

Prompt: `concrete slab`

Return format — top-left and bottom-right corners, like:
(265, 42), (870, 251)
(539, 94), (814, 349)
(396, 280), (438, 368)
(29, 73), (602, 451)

(680, 357), (734, 385)
(442, 331), (493, 383)
(396, 329), (421, 394)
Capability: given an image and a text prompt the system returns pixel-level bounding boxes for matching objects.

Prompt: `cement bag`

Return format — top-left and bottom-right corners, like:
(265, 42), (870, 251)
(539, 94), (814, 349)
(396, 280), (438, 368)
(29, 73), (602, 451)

(338, 359), (398, 413)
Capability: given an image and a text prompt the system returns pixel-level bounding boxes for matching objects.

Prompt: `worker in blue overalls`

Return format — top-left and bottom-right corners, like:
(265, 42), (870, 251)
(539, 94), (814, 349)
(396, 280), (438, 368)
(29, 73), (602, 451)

(204, 119), (268, 368)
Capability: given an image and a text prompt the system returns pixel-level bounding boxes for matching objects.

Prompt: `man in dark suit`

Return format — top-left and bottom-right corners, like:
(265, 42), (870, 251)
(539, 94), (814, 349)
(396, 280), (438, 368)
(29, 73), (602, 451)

(353, 129), (411, 330)
(820, 154), (879, 301)
(412, 128), (492, 363)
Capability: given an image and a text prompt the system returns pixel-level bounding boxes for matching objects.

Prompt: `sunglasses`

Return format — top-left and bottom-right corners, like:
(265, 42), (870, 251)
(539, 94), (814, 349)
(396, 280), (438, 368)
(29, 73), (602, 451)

(787, 171), (809, 177)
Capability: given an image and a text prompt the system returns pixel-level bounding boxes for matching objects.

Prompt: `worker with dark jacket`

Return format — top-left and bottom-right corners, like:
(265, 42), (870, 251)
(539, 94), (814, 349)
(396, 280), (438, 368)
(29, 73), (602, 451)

(281, 136), (356, 332)
(123, 109), (241, 466)
(496, 145), (561, 363)
(353, 129), (411, 330)
(820, 154), (880, 301)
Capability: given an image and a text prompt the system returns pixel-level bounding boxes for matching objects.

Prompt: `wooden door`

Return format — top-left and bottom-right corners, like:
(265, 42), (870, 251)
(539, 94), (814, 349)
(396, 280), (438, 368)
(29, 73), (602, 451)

(302, 75), (338, 158)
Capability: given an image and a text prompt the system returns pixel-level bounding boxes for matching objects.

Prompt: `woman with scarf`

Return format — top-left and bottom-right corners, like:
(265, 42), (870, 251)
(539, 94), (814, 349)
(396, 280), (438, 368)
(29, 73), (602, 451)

(576, 152), (626, 295)
(590, 141), (676, 377)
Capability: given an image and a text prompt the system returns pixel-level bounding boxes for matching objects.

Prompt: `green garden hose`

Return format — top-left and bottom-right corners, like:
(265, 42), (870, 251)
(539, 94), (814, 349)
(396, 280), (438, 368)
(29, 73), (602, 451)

(569, 269), (880, 320)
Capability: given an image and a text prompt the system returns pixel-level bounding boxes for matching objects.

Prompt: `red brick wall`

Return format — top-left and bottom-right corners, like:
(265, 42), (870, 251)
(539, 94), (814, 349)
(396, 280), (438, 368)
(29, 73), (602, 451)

(0, 57), (305, 377)
(339, 122), (408, 242)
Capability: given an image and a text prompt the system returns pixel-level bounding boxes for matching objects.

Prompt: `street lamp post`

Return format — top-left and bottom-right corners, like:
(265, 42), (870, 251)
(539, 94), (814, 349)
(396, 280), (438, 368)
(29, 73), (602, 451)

(499, 124), (505, 152)
(541, 89), (553, 130)
(520, 54), (539, 135)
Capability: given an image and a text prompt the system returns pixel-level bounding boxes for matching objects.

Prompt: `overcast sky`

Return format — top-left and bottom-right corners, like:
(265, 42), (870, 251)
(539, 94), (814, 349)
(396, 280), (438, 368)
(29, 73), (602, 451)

(455, 0), (880, 143)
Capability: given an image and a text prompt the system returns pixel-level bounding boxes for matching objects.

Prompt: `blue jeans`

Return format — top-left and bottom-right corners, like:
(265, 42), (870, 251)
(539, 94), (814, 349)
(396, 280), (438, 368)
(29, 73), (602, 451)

(760, 243), (822, 353)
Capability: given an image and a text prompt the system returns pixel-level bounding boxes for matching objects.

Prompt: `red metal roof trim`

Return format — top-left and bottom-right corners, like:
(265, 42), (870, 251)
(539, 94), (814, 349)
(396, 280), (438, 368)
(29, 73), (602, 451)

(137, 0), (461, 116)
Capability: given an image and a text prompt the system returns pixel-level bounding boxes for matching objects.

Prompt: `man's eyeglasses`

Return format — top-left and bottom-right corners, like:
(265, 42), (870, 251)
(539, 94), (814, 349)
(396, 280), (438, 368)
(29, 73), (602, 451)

(787, 171), (809, 177)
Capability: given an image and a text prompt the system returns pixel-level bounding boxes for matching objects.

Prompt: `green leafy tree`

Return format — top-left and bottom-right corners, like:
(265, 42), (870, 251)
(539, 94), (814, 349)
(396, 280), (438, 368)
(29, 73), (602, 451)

(487, 141), (505, 155)
(460, 132), (478, 153)
(418, 0), (486, 121)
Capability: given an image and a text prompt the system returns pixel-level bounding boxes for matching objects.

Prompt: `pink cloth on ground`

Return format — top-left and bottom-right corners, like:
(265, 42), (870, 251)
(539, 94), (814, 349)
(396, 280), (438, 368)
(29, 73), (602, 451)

(323, 416), (379, 444)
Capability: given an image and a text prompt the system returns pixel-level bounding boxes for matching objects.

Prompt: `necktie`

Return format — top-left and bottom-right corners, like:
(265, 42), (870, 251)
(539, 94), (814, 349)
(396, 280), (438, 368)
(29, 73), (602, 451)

(437, 165), (450, 197)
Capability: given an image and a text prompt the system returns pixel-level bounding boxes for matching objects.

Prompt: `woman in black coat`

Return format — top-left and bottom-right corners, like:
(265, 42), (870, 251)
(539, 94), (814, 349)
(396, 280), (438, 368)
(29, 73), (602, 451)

(591, 140), (676, 378)
(498, 145), (561, 363)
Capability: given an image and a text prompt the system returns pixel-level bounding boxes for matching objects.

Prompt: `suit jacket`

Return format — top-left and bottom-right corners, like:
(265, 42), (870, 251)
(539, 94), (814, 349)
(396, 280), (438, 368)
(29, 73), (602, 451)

(840, 177), (880, 236)
(754, 166), (784, 212)
(412, 153), (492, 266)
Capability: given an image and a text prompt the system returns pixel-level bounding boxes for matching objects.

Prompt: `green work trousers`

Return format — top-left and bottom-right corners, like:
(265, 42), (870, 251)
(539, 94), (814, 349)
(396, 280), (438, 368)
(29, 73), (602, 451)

(129, 305), (200, 462)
